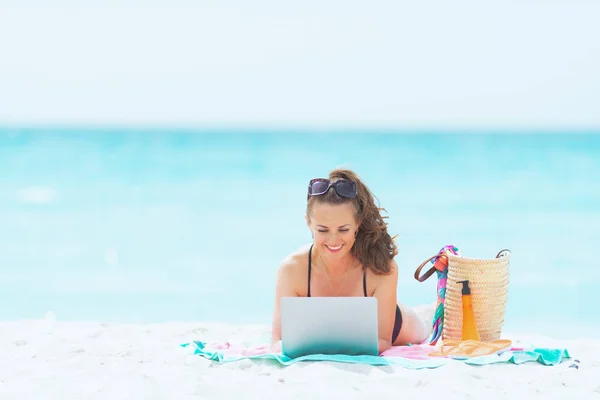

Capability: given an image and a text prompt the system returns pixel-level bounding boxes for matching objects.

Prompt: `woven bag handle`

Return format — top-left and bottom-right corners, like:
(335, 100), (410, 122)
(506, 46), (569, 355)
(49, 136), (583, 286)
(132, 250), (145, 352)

(414, 253), (448, 282)
(496, 249), (511, 258)
(415, 249), (510, 282)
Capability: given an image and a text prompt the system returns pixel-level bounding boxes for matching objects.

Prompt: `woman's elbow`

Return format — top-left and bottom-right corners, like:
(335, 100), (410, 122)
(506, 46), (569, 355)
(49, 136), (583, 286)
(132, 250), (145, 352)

(378, 338), (392, 354)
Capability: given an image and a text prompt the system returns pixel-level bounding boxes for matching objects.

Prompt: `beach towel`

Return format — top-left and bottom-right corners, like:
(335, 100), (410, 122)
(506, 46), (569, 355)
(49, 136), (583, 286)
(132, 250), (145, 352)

(181, 340), (571, 369)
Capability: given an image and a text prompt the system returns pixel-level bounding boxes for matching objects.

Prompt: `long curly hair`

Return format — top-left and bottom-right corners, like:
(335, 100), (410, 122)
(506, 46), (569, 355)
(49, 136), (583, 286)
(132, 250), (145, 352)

(306, 168), (398, 274)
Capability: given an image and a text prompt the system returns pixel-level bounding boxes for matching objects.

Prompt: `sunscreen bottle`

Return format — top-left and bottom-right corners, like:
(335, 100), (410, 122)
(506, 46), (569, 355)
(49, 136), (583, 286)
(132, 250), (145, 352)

(457, 280), (480, 341)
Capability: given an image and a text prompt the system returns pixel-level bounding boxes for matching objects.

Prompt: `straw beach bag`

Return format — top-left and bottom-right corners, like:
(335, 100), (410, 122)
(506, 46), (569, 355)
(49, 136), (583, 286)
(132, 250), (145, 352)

(414, 245), (511, 344)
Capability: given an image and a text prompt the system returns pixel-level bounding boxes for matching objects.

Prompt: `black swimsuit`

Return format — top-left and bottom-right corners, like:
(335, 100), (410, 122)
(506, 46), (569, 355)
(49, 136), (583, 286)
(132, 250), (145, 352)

(306, 244), (403, 344)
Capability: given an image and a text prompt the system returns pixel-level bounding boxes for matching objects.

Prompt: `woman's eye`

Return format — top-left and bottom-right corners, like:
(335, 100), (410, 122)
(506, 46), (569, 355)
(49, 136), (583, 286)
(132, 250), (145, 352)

(318, 230), (327, 233)
(340, 229), (349, 233)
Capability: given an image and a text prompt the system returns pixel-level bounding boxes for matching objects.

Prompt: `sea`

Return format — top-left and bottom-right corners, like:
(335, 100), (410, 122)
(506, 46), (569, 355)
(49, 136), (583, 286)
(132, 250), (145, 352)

(1, 127), (598, 339)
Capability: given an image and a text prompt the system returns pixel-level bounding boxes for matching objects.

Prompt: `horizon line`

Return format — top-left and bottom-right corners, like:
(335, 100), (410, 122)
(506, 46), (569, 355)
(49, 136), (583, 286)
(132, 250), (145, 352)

(1, 122), (600, 135)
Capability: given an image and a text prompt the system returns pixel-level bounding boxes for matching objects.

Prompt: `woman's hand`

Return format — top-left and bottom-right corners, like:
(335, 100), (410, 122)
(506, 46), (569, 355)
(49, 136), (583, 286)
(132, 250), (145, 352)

(378, 338), (392, 354)
(270, 340), (283, 354)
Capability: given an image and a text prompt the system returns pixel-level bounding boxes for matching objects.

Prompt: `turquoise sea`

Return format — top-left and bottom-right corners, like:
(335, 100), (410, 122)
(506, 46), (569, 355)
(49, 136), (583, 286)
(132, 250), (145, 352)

(1, 128), (598, 339)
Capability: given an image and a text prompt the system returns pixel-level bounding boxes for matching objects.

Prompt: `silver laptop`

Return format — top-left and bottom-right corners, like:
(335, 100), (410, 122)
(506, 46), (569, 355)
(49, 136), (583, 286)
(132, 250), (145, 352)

(280, 296), (379, 358)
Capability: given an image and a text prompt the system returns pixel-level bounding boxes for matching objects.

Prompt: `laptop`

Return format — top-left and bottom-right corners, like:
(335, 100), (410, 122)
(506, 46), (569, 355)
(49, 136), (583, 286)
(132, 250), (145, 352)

(280, 296), (379, 358)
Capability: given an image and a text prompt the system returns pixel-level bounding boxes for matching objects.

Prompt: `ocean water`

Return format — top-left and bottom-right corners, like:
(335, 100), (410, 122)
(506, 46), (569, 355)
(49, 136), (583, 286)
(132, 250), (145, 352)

(1, 128), (598, 339)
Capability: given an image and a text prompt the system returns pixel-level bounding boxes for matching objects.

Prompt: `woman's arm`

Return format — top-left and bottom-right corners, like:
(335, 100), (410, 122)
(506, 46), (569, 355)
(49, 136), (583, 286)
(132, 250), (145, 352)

(372, 260), (399, 354)
(270, 258), (299, 346)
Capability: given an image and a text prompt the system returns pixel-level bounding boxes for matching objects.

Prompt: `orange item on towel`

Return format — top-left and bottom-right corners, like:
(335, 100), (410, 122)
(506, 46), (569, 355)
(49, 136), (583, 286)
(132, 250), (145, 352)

(429, 339), (512, 358)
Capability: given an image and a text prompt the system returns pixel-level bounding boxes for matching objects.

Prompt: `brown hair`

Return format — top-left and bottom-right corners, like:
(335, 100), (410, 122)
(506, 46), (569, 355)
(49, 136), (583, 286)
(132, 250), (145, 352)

(306, 168), (398, 274)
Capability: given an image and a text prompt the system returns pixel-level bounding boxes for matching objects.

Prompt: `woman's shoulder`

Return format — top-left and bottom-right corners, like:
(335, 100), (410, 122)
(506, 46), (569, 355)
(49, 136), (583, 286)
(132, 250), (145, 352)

(365, 258), (399, 285)
(276, 243), (312, 279)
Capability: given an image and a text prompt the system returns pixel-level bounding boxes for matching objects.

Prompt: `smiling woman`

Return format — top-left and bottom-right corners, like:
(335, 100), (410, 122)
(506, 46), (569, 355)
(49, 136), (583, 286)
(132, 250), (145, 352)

(270, 168), (429, 354)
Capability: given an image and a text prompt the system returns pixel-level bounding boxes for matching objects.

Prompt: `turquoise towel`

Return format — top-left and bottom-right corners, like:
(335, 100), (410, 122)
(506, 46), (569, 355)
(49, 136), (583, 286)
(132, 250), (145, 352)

(182, 341), (448, 369)
(453, 348), (571, 366)
(181, 341), (570, 370)
(509, 348), (571, 366)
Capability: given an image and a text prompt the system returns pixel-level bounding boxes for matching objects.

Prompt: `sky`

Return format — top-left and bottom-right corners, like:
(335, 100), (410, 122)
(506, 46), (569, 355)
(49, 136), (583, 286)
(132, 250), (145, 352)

(1, 0), (599, 130)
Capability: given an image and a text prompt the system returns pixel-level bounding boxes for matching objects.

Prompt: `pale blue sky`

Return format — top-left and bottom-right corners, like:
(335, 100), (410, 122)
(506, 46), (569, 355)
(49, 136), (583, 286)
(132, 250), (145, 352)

(1, 0), (599, 129)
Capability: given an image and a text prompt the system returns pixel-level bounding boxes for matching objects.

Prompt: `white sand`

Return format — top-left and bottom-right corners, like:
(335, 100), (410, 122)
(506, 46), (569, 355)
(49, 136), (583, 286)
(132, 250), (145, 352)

(1, 315), (599, 400)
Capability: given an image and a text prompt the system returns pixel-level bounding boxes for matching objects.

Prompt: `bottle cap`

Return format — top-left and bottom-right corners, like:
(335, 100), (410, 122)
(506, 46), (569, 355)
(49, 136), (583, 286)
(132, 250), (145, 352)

(457, 280), (471, 295)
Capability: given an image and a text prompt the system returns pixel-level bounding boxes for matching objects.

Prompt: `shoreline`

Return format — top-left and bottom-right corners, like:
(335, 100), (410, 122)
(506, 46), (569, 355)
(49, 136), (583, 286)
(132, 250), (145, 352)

(3, 316), (599, 342)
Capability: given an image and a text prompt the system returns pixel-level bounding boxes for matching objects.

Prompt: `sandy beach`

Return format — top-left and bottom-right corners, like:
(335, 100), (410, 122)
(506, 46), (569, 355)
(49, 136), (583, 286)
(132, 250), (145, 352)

(1, 313), (598, 400)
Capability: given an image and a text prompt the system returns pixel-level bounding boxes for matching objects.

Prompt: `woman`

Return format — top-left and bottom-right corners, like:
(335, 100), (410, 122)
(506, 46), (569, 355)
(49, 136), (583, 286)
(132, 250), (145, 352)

(271, 168), (430, 354)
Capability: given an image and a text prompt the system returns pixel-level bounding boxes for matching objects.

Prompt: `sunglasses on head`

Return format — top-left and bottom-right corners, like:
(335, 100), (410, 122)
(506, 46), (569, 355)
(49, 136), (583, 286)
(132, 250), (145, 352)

(307, 178), (357, 199)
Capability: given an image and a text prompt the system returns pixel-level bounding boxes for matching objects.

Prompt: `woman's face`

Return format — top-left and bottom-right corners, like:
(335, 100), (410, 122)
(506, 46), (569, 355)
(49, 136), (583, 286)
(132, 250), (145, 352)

(306, 201), (359, 259)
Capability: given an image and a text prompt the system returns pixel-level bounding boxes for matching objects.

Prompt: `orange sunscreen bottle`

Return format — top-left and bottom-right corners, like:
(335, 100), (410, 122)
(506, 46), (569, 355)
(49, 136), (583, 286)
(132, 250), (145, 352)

(457, 280), (480, 341)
